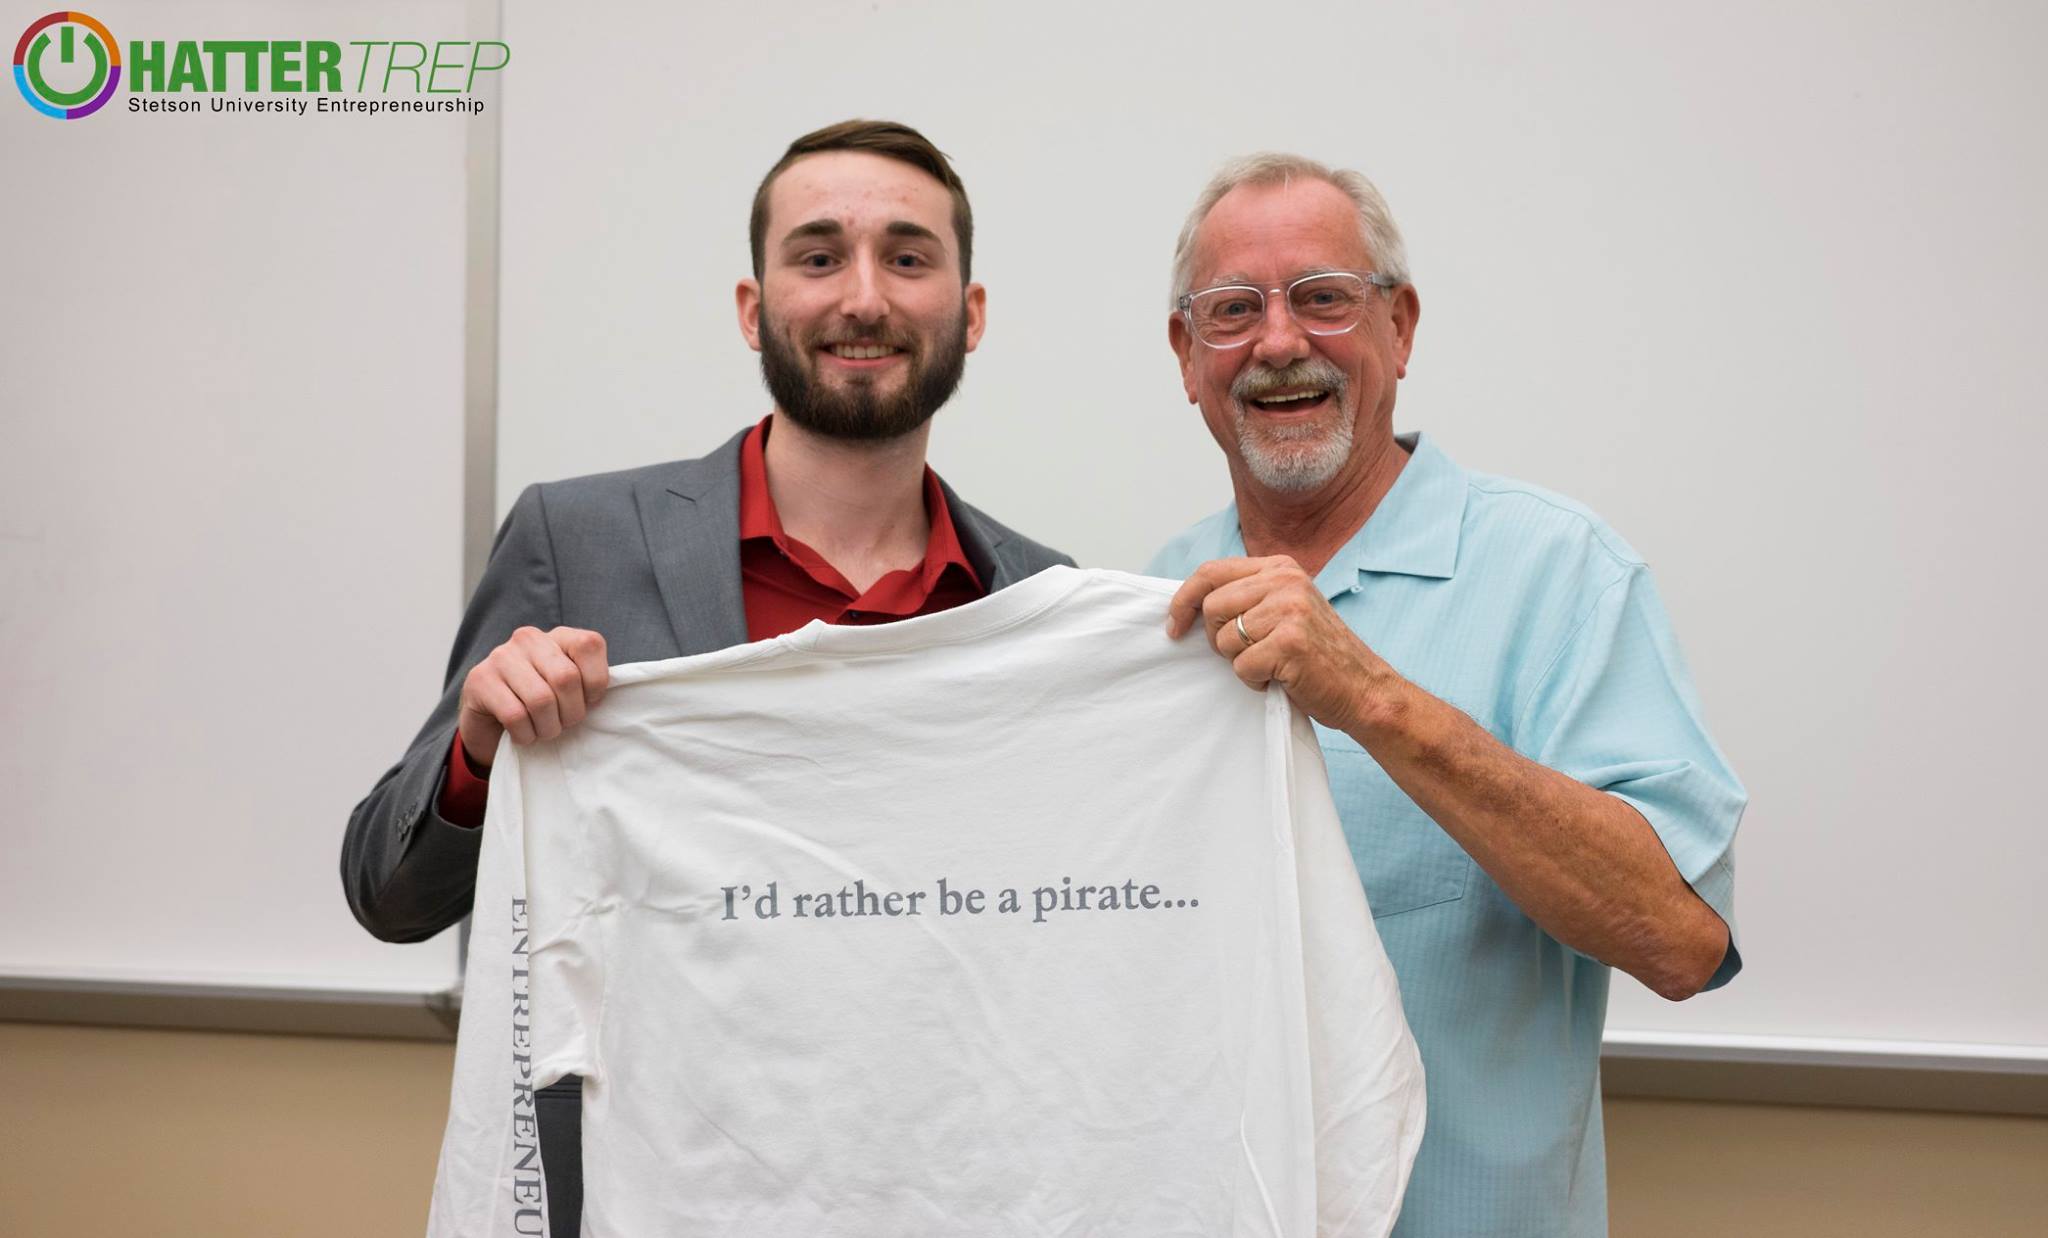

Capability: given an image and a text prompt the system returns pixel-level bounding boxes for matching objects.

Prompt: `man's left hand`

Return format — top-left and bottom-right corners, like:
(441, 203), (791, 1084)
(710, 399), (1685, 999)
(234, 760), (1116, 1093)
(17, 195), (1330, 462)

(1165, 556), (1400, 737)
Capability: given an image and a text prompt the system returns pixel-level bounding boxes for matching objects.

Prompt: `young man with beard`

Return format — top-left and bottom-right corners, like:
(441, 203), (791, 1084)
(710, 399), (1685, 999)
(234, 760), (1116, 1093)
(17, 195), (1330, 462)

(341, 120), (1070, 1232)
(1148, 155), (1745, 1237)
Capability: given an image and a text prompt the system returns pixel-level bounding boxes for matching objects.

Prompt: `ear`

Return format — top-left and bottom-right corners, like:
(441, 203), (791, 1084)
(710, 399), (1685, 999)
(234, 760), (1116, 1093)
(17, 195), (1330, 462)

(1389, 284), (1420, 379)
(1168, 312), (1199, 403)
(736, 278), (763, 352)
(962, 281), (988, 353)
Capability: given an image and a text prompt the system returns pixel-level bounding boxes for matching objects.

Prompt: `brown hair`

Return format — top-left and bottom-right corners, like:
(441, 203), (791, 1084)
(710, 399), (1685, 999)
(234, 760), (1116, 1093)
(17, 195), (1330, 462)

(749, 119), (974, 282)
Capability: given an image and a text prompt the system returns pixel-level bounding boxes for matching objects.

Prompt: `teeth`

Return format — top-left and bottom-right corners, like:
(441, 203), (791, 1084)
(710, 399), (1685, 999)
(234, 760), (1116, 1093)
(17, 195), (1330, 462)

(831, 344), (899, 360)
(1257, 390), (1325, 404)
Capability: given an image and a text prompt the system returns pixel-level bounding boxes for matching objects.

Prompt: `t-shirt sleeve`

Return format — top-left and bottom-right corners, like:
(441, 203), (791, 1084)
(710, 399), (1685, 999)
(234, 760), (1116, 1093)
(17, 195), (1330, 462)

(520, 738), (609, 1089)
(425, 739), (553, 1237)
(1285, 705), (1428, 1236)
(1518, 563), (1749, 988)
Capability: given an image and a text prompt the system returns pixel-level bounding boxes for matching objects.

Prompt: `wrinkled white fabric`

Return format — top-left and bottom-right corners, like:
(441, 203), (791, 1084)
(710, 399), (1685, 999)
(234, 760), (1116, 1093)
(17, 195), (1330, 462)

(428, 566), (1423, 1238)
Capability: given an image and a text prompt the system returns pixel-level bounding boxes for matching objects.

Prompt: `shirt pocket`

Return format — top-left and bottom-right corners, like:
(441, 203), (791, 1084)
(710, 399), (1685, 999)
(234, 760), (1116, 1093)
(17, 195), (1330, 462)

(1321, 741), (1473, 919)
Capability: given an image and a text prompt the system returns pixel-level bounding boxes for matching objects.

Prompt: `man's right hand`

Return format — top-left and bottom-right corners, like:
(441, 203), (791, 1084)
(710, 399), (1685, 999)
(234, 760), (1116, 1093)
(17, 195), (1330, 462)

(456, 626), (609, 769)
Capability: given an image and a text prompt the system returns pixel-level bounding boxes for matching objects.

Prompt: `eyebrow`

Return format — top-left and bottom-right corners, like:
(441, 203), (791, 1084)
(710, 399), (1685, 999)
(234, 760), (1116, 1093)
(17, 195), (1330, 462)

(781, 219), (844, 246)
(779, 219), (946, 248)
(885, 220), (944, 246)
(1204, 266), (1343, 288)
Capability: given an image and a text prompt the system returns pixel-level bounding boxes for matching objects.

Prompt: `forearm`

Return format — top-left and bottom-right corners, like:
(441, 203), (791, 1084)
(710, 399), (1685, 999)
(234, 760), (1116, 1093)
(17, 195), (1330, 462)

(1351, 673), (1728, 1000)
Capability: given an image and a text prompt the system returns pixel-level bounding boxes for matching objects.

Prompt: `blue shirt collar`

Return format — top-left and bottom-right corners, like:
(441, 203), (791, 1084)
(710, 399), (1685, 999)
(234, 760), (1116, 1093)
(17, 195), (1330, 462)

(1224, 432), (1466, 596)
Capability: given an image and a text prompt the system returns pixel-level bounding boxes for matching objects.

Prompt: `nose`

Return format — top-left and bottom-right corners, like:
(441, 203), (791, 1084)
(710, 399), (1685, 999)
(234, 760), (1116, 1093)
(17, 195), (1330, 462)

(1248, 293), (1310, 368)
(837, 252), (890, 326)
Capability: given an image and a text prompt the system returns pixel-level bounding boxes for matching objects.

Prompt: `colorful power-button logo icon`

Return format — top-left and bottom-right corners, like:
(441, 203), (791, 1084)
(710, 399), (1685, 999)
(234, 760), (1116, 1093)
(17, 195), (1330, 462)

(14, 12), (121, 118)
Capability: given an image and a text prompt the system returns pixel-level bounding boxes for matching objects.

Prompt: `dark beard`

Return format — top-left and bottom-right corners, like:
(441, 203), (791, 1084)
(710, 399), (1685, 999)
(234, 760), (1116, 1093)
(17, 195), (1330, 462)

(758, 306), (969, 442)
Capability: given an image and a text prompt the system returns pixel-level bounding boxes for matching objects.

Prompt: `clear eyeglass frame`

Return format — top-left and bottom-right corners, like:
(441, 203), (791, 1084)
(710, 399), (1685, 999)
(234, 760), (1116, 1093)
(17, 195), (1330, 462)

(1177, 270), (1399, 349)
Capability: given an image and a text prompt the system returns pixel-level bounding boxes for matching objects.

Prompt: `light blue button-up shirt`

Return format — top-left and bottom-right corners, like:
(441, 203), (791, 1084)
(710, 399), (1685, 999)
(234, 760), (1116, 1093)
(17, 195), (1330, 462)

(1147, 432), (1745, 1238)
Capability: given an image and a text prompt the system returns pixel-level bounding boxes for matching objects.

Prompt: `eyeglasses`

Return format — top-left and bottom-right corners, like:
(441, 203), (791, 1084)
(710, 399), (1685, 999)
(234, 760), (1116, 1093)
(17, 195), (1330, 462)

(1177, 270), (1398, 349)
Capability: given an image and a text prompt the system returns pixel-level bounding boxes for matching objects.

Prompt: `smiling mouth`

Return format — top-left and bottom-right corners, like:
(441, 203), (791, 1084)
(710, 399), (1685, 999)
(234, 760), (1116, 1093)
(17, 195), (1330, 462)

(821, 342), (905, 361)
(1248, 388), (1330, 413)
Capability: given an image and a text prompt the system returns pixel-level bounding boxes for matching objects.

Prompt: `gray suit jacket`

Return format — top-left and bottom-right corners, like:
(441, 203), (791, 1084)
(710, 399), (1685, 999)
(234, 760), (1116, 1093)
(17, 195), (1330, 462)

(341, 426), (1075, 942)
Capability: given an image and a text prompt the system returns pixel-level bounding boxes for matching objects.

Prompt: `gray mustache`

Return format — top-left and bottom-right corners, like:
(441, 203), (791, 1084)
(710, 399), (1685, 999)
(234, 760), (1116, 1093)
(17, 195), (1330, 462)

(1232, 359), (1347, 402)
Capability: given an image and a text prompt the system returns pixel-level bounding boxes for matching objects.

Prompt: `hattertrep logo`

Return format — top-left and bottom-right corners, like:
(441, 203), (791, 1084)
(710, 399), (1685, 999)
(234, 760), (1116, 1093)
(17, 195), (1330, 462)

(14, 12), (121, 119)
(12, 10), (508, 119)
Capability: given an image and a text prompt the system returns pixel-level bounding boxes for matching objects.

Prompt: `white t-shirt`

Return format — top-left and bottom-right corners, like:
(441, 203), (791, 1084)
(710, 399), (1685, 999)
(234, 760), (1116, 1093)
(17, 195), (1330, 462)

(428, 566), (1424, 1237)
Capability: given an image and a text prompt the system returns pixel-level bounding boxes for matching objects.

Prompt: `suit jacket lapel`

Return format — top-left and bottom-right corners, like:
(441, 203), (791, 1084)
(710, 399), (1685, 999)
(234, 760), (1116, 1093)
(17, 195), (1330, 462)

(634, 428), (750, 656)
(636, 430), (1035, 656)
(939, 475), (1021, 591)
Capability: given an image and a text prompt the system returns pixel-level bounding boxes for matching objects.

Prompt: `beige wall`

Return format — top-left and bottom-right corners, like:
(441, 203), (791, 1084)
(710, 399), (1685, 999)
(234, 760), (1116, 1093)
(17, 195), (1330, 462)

(3, 1022), (2043, 1237)
(1607, 1097), (2045, 1238)
(1, 1024), (449, 1237)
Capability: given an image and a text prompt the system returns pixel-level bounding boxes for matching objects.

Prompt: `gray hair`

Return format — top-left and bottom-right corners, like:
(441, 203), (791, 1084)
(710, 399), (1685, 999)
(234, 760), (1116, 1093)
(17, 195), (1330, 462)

(1169, 153), (1411, 308)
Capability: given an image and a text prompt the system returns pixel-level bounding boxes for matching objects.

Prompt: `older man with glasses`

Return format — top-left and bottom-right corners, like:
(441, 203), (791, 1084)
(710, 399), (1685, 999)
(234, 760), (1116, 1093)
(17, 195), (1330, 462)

(1149, 154), (1747, 1237)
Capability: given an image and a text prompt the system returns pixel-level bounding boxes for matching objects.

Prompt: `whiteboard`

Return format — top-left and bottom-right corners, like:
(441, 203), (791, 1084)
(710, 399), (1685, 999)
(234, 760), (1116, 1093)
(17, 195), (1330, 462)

(495, 0), (2048, 1057)
(0, 0), (473, 998)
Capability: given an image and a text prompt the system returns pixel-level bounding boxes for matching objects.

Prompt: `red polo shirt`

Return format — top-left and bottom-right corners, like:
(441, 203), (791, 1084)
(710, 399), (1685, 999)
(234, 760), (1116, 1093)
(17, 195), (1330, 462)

(437, 417), (983, 826)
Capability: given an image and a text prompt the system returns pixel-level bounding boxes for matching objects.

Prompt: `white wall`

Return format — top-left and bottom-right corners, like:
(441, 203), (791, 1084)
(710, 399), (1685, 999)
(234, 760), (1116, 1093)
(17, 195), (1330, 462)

(496, 0), (2048, 1051)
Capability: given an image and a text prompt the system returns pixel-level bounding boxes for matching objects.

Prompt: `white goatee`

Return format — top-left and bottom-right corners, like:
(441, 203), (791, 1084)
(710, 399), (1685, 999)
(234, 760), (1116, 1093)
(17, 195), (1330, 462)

(1229, 358), (1353, 493)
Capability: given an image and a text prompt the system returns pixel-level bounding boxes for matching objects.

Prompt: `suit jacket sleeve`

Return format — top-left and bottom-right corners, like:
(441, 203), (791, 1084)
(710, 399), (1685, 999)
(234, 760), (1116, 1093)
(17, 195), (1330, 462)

(340, 483), (562, 943)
